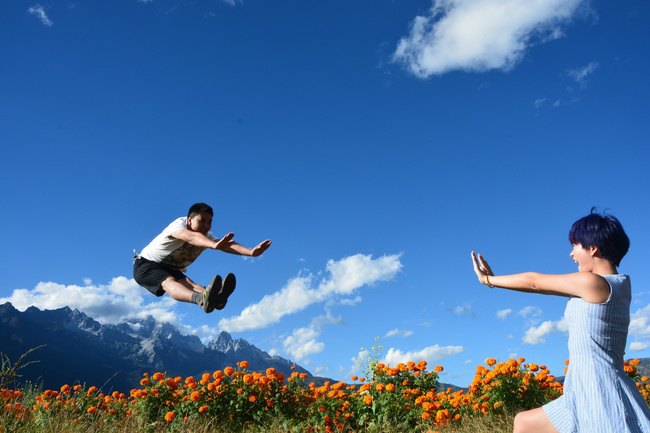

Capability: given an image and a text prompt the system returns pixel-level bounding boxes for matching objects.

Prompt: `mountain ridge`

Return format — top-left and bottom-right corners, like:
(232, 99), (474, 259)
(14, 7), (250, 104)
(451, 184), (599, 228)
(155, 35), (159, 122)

(0, 302), (314, 392)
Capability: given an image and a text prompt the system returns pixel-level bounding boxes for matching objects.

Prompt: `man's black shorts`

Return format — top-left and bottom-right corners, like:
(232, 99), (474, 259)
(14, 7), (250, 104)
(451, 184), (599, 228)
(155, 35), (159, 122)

(133, 257), (187, 296)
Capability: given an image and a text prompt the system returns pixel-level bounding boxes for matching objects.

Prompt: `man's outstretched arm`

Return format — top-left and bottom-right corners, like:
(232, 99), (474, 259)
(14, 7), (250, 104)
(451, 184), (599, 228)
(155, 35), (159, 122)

(219, 239), (272, 257)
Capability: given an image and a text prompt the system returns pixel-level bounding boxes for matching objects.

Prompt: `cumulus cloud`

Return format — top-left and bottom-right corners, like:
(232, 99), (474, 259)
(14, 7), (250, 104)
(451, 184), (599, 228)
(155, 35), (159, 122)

(382, 345), (464, 365)
(219, 254), (402, 332)
(629, 304), (650, 338)
(393, 0), (585, 77)
(522, 317), (567, 344)
(496, 308), (512, 319)
(28, 5), (53, 26)
(630, 341), (650, 352)
(567, 61), (599, 87)
(0, 277), (178, 325)
(284, 326), (325, 360)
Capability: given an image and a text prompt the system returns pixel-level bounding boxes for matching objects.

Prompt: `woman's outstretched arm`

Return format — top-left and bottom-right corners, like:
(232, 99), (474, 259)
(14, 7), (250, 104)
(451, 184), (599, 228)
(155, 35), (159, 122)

(470, 251), (611, 304)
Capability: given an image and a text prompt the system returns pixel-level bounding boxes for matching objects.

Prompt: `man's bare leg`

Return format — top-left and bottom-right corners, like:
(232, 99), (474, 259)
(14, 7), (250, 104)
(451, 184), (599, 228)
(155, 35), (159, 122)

(161, 277), (201, 302)
(513, 408), (559, 433)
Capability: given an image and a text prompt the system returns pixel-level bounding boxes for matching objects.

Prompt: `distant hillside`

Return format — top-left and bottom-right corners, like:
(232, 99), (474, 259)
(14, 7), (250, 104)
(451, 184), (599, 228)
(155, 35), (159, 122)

(0, 302), (316, 392)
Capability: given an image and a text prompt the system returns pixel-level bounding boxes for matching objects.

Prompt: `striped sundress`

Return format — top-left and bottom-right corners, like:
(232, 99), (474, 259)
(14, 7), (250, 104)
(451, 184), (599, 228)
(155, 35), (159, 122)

(543, 274), (650, 432)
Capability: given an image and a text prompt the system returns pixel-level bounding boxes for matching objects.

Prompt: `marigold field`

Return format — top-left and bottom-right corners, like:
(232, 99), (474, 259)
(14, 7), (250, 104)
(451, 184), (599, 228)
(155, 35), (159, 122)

(2, 357), (649, 433)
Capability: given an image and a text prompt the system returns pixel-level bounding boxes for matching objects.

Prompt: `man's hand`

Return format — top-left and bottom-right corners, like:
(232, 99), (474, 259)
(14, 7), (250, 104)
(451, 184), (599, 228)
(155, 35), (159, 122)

(214, 232), (235, 250)
(250, 239), (272, 257)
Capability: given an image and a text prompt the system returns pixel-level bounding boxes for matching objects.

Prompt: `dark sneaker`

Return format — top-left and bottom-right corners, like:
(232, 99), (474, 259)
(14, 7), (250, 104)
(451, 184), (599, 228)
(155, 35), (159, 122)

(200, 275), (222, 313)
(214, 273), (236, 310)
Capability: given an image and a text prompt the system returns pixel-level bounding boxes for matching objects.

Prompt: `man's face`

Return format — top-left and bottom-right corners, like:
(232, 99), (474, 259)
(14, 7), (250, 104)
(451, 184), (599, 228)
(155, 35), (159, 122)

(187, 212), (213, 234)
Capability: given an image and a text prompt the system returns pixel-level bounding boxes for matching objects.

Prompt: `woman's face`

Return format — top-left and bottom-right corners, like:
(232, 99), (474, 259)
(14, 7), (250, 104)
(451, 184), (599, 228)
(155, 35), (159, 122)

(570, 243), (595, 272)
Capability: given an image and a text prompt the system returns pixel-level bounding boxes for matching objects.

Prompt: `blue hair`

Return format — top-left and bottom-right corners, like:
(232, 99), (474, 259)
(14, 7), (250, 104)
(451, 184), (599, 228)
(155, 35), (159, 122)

(568, 209), (630, 267)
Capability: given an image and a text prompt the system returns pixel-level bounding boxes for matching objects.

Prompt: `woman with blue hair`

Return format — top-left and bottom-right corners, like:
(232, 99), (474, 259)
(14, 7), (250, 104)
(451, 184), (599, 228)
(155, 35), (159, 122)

(472, 210), (650, 432)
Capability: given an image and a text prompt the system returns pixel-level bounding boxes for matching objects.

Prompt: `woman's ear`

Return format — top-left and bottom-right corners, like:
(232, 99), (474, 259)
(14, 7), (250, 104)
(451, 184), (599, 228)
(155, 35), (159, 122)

(588, 246), (600, 257)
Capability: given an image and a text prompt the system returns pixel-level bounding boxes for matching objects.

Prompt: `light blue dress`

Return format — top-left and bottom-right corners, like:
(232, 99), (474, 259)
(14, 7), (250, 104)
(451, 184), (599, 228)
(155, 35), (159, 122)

(543, 274), (650, 432)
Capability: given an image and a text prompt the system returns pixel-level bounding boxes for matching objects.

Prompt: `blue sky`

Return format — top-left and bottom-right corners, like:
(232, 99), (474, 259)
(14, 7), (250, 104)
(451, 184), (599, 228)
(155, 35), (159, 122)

(2, 0), (649, 386)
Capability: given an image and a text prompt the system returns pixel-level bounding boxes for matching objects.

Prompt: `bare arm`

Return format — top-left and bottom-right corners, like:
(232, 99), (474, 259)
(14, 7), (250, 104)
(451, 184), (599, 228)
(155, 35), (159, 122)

(171, 229), (235, 250)
(218, 239), (272, 257)
(471, 251), (610, 304)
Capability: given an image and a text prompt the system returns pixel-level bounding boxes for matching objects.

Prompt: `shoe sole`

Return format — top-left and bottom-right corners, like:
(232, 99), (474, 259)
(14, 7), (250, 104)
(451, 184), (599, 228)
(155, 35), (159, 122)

(215, 273), (236, 310)
(205, 275), (222, 313)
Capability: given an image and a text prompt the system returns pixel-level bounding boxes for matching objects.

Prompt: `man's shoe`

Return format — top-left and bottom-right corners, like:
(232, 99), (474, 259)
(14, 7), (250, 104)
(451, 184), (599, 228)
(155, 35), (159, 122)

(200, 275), (222, 313)
(214, 273), (236, 310)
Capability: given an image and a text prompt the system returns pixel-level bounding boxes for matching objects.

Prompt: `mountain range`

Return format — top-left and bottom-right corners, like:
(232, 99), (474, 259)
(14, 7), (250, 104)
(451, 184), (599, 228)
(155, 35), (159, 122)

(0, 302), (313, 392)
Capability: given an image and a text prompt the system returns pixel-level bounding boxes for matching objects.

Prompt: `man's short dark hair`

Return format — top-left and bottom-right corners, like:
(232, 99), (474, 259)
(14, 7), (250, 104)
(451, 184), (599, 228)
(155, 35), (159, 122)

(188, 202), (213, 218)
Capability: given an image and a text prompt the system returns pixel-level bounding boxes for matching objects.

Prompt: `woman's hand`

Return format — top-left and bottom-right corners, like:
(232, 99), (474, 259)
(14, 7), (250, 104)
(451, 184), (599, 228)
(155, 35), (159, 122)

(471, 251), (495, 286)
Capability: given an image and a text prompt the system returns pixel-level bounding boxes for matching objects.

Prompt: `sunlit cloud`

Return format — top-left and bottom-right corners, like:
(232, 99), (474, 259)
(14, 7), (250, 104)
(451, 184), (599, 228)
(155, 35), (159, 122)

(28, 5), (53, 27)
(0, 277), (178, 325)
(219, 254), (402, 332)
(629, 341), (649, 352)
(393, 0), (585, 77)
(283, 326), (325, 361)
(382, 345), (464, 365)
(522, 317), (567, 345)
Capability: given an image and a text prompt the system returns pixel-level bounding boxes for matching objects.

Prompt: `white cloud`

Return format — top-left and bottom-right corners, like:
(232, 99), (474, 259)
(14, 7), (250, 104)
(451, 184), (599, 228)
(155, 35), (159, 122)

(283, 326), (325, 361)
(28, 5), (53, 27)
(496, 308), (512, 319)
(533, 98), (547, 108)
(522, 317), (567, 344)
(219, 253), (402, 332)
(567, 61), (599, 86)
(393, 0), (585, 78)
(629, 304), (650, 338)
(0, 277), (179, 325)
(519, 306), (543, 323)
(383, 345), (463, 366)
(630, 341), (650, 352)
(385, 328), (414, 338)
(453, 302), (473, 316)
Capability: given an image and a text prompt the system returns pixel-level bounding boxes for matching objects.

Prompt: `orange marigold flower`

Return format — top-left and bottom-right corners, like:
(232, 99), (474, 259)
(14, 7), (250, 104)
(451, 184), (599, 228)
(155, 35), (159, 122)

(86, 406), (98, 414)
(351, 375), (358, 381)
(248, 395), (257, 403)
(140, 378), (150, 386)
(421, 412), (431, 420)
(434, 365), (444, 373)
(152, 372), (165, 381)
(486, 358), (497, 366)
(266, 367), (276, 376)
(190, 391), (201, 402)
(224, 367), (235, 376)
(198, 405), (209, 413)
(386, 383), (396, 393)
(363, 395), (373, 405)
(238, 360), (249, 369)
(164, 411), (176, 422)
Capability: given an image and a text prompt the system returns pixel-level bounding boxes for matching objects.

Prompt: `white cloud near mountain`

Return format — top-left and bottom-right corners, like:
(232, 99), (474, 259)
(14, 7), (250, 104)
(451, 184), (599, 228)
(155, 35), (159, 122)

(0, 277), (178, 325)
(393, 0), (586, 77)
(219, 254), (402, 332)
